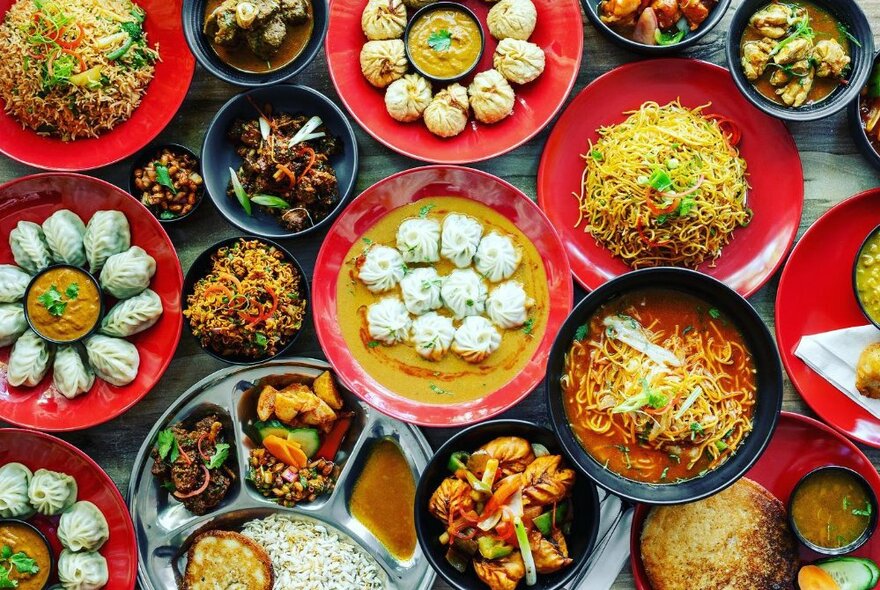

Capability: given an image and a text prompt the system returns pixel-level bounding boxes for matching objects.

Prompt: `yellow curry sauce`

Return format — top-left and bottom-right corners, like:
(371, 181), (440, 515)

(856, 231), (880, 324)
(791, 469), (874, 549)
(407, 9), (482, 79)
(26, 267), (100, 342)
(336, 197), (549, 405)
(0, 522), (51, 590)
(349, 439), (417, 560)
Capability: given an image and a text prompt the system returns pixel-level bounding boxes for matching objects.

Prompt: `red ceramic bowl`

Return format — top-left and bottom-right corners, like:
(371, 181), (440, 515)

(313, 166), (573, 426)
(0, 428), (137, 589)
(776, 188), (880, 448)
(0, 0), (194, 171)
(537, 59), (804, 297)
(629, 412), (880, 588)
(0, 174), (183, 431)
(325, 0), (583, 164)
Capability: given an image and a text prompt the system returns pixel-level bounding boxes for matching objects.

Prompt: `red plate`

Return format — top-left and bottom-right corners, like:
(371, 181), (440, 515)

(0, 428), (137, 589)
(325, 0), (583, 164)
(537, 59), (803, 297)
(313, 166), (573, 426)
(0, 0), (194, 171)
(776, 188), (880, 448)
(0, 173), (183, 431)
(630, 412), (880, 589)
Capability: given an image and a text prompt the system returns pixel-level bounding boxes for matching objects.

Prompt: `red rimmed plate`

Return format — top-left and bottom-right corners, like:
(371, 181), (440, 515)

(313, 165), (573, 426)
(776, 188), (880, 448)
(325, 0), (583, 164)
(630, 412), (880, 589)
(0, 0), (194, 171)
(0, 173), (183, 431)
(0, 428), (138, 589)
(537, 59), (803, 297)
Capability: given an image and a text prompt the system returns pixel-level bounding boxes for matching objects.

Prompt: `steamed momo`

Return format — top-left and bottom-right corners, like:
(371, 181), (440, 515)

(83, 210), (130, 275)
(494, 38), (545, 84)
(452, 316), (502, 363)
(411, 312), (455, 361)
(53, 345), (95, 400)
(362, 0), (407, 40)
(0, 303), (26, 347)
(424, 84), (469, 138)
(400, 267), (443, 315)
(441, 214), (483, 268)
(42, 209), (87, 266)
(440, 268), (487, 319)
(9, 221), (51, 275)
(486, 281), (534, 329)
(100, 289), (163, 338)
(0, 265), (31, 303)
(385, 74), (433, 122)
(360, 39), (408, 88)
(99, 246), (156, 299)
(475, 231), (522, 282)
(7, 329), (52, 387)
(367, 297), (412, 345)
(0, 462), (35, 519)
(487, 0), (537, 40)
(468, 69), (515, 124)
(58, 501), (110, 552)
(397, 218), (440, 263)
(58, 549), (109, 590)
(358, 245), (406, 293)
(85, 335), (139, 386)
(28, 468), (77, 515)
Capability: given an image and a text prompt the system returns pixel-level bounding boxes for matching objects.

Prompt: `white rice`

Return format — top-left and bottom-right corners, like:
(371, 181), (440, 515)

(241, 514), (387, 590)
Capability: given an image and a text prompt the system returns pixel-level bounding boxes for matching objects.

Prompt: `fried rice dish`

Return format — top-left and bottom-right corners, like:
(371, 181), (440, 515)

(184, 239), (307, 359)
(0, 0), (159, 141)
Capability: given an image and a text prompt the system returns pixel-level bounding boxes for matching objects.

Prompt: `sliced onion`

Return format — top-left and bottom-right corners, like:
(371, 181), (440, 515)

(288, 116), (323, 147)
(258, 116), (271, 141)
(477, 509), (503, 531)
(173, 465), (211, 499)
(661, 175), (705, 199)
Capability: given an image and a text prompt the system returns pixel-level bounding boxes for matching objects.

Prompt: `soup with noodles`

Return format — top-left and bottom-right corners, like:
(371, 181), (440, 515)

(561, 289), (757, 483)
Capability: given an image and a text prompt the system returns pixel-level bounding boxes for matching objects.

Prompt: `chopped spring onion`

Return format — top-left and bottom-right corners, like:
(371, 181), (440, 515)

(514, 517), (537, 586)
(251, 194), (290, 209)
(259, 117), (271, 141)
(229, 167), (251, 216)
(288, 116), (324, 147)
(673, 386), (703, 420)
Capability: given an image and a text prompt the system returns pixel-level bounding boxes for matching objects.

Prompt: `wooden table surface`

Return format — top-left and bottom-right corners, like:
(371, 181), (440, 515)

(2, 0), (880, 587)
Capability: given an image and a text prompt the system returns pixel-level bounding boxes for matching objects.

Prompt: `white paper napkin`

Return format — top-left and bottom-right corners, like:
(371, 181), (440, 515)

(794, 325), (880, 420)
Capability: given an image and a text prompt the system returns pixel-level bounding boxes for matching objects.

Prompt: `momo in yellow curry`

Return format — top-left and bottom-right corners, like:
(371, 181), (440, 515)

(25, 266), (101, 343)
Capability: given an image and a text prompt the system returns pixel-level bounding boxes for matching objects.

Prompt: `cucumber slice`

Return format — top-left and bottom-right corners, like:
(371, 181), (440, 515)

(818, 558), (880, 588)
(254, 419), (293, 443)
(816, 558), (875, 590)
(286, 428), (321, 458)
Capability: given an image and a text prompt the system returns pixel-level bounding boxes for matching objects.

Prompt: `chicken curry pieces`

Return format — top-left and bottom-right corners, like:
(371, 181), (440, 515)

(428, 436), (576, 590)
(740, 2), (853, 108)
(599, 0), (719, 46)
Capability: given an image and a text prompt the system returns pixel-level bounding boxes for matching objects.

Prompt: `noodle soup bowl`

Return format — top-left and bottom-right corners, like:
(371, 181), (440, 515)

(545, 267), (784, 505)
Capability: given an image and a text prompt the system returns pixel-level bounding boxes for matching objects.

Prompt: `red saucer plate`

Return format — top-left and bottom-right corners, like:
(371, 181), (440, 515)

(0, 0), (194, 171)
(0, 173), (183, 431)
(325, 0), (583, 164)
(537, 59), (803, 297)
(776, 188), (880, 448)
(0, 428), (137, 589)
(312, 166), (573, 426)
(630, 412), (880, 589)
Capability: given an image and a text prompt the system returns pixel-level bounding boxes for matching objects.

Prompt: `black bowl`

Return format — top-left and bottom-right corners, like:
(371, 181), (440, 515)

(23, 264), (103, 345)
(848, 51), (880, 171)
(128, 143), (205, 225)
(201, 84), (359, 240)
(182, 236), (310, 365)
(181, 0), (328, 86)
(852, 223), (880, 330)
(580, 0), (731, 55)
(725, 0), (874, 122)
(404, 2), (485, 84)
(545, 267), (783, 505)
(0, 519), (54, 590)
(788, 465), (878, 555)
(414, 420), (600, 590)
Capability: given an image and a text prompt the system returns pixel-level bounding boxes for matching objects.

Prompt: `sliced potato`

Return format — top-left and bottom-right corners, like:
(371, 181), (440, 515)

(313, 371), (343, 410)
(256, 385), (278, 422)
(273, 384), (320, 424)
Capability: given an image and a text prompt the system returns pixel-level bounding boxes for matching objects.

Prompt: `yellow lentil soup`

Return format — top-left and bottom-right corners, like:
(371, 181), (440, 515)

(790, 468), (875, 549)
(856, 229), (880, 324)
(25, 266), (100, 342)
(407, 9), (482, 79)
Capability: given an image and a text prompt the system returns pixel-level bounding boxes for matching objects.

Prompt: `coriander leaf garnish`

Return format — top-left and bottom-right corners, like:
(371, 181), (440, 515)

(419, 203), (436, 218)
(522, 317), (535, 336)
(154, 163), (178, 195)
(9, 551), (39, 575)
(368, 340), (381, 348)
(574, 323), (589, 341)
(156, 429), (175, 460)
(427, 29), (453, 52)
(65, 282), (79, 299)
(708, 307), (721, 319)
(205, 443), (230, 469)
(253, 333), (268, 349)
(37, 285), (67, 317)
(429, 383), (453, 396)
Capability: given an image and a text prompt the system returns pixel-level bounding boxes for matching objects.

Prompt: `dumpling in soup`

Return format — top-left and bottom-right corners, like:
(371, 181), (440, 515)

(441, 268), (487, 319)
(400, 267), (443, 315)
(424, 84), (469, 138)
(367, 297), (412, 345)
(452, 316), (502, 363)
(486, 281), (533, 329)
(475, 231), (522, 282)
(397, 218), (441, 263)
(362, 0), (407, 40)
(385, 74), (433, 122)
(468, 69), (515, 124)
(411, 312), (455, 361)
(487, 0), (537, 40)
(360, 39), (408, 88)
(358, 245), (406, 293)
(494, 38), (545, 84)
(441, 213), (483, 268)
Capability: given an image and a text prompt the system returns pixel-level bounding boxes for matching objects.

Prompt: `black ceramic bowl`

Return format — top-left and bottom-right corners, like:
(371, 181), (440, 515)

(581, 0), (731, 55)
(545, 267), (783, 505)
(404, 2), (485, 83)
(181, 0), (328, 86)
(23, 264), (104, 345)
(848, 51), (880, 171)
(788, 465), (878, 555)
(414, 420), (600, 590)
(182, 236), (310, 365)
(0, 519), (54, 590)
(128, 143), (205, 225)
(725, 0), (874, 122)
(201, 84), (359, 240)
(852, 223), (880, 330)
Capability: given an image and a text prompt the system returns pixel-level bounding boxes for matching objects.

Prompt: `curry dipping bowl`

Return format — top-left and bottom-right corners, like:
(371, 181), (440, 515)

(853, 224), (880, 330)
(545, 267), (784, 505)
(0, 519), (54, 590)
(413, 419), (600, 590)
(23, 264), (104, 345)
(788, 466), (878, 555)
(404, 2), (485, 84)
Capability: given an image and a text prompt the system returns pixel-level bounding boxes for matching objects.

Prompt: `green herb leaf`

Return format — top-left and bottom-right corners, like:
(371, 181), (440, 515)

(65, 282), (79, 300)
(154, 163), (177, 195)
(160, 480), (176, 492)
(853, 502), (873, 517)
(253, 333), (268, 349)
(429, 383), (453, 396)
(159, 210), (178, 220)
(708, 308), (721, 319)
(648, 167), (673, 192)
(362, 237), (373, 245)
(156, 429), (175, 460)
(660, 467), (669, 480)
(715, 440), (728, 452)
(9, 551), (39, 575)
(427, 29), (453, 52)
(205, 443), (230, 469)
(522, 318), (535, 336)
(590, 150), (603, 161)
(574, 324), (589, 341)
(677, 195), (696, 216)
(837, 21), (862, 47)
(0, 570), (14, 589)
(418, 204), (436, 218)
(37, 285), (67, 317)
(0, 547), (10, 560)
(368, 340), (381, 348)
(251, 194), (291, 209)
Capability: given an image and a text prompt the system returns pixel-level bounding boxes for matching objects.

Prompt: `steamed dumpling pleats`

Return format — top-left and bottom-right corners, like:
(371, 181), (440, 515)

(0, 265), (32, 303)
(468, 69), (515, 124)
(486, 281), (534, 329)
(441, 268), (487, 319)
(58, 549), (109, 590)
(85, 335), (139, 386)
(58, 500), (110, 552)
(397, 218), (441, 263)
(42, 209), (86, 267)
(493, 38), (545, 84)
(367, 297), (412, 345)
(424, 84), (469, 138)
(99, 246), (156, 299)
(412, 312), (455, 361)
(400, 267), (443, 315)
(452, 316), (502, 363)
(358, 245), (406, 293)
(53, 345), (95, 400)
(9, 221), (51, 275)
(385, 73), (433, 122)
(28, 468), (77, 515)
(441, 213), (483, 268)
(100, 289), (163, 338)
(360, 39), (407, 88)
(475, 231), (522, 282)
(7, 329), (52, 387)
(0, 303), (26, 347)
(0, 462), (35, 519)
(487, 0), (537, 40)
(362, 0), (407, 40)
(83, 210), (131, 274)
